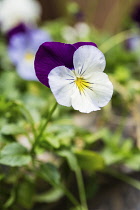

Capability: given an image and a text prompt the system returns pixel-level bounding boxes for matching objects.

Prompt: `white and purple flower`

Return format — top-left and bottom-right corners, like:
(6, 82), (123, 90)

(8, 24), (52, 81)
(35, 42), (113, 113)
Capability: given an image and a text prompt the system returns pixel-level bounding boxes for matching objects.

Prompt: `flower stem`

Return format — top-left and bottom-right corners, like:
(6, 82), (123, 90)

(34, 160), (80, 208)
(61, 184), (80, 207)
(75, 166), (88, 210)
(31, 102), (58, 154)
(19, 103), (37, 140)
(99, 30), (135, 54)
(105, 168), (140, 190)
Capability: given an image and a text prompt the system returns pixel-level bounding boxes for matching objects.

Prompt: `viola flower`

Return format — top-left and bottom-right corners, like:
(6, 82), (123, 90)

(35, 42), (113, 113)
(0, 0), (41, 32)
(8, 24), (52, 81)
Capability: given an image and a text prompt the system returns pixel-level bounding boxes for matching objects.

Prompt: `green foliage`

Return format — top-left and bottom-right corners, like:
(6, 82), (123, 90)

(58, 150), (79, 172)
(1, 124), (25, 135)
(39, 163), (61, 186)
(75, 150), (105, 172)
(0, 143), (31, 166)
(17, 180), (35, 209)
(3, 188), (16, 209)
(35, 188), (64, 203)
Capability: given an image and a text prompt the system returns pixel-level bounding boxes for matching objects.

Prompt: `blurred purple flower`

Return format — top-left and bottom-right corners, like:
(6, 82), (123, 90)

(125, 35), (140, 52)
(8, 24), (52, 81)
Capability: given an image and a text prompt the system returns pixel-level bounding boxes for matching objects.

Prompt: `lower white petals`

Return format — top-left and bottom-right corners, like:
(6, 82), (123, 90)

(71, 87), (100, 113)
(48, 66), (113, 113)
(86, 72), (113, 107)
(48, 66), (75, 107)
(70, 72), (113, 113)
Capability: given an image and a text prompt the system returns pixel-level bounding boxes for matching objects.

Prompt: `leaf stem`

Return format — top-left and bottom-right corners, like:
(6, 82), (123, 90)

(104, 168), (140, 190)
(75, 166), (88, 210)
(61, 184), (80, 207)
(99, 30), (135, 53)
(31, 102), (58, 154)
(19, 103), (37, 140)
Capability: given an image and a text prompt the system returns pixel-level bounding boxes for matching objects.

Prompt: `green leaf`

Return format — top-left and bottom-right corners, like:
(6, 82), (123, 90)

(35, 188), (64, 203)
(85, 128), (109, 144)
(17, 181), (34, 209)
(0, 143), (31, 166)
(58, 150), (78, 172)
(1, 124), (25, 135)
(75, 150), (105, 172)
(4, 188), (16, 208)
(101, 148), (122, 165)
(39, 163), (61, 185)
(125, 154), (140, 170)
(45, 136), (60, 149)
(0, 173), (5, 181)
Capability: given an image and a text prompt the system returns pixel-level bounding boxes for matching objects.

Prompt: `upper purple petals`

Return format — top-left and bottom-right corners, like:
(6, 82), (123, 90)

(6, 23), (27, 43)
(34, 41), (98, 88)
(35, 42), (76, 87)
(73, 42), (97, 49)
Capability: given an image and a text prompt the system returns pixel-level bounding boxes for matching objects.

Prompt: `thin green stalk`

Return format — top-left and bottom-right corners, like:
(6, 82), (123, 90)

(31, 102), (58, 154)
(61, 184), (80, 207)
(40, 179), (79, 207)
(105, 168), (140, 190)
(99, 30), (135, 54)
(19, 104), (37, 139)
(52, 182), (80, 207)
(75, 167), (88, 210)
(34, 161), (79, 207)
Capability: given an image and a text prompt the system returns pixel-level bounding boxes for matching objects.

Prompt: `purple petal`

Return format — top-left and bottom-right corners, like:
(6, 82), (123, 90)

(73, 42), (97, 49)
(34, 42), (76, 87)
(34, 41), (98, 87)
(6, 23), (27, 43)
(8, 33), (27, 65)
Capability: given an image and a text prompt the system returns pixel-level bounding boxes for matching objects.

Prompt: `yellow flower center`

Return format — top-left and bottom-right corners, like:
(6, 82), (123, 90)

(75, 77), (90, 92)
(24, 52), (34, 61)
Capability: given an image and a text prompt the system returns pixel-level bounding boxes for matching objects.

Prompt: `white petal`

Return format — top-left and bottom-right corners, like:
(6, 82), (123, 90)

(73, 45), (106, 77)
(71, 72), (113, 113)
(85, 72), (113, 107)
(71, 86), (100, 113)
(48, 66), (75, 107)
